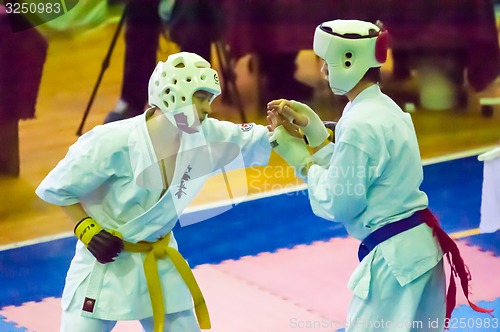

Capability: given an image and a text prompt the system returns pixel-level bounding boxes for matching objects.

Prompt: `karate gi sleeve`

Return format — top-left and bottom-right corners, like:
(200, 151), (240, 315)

(312, 142), (335, 167)
(36, 129), (121, 206)
(307, 141), (372, 223)
(203, 119), (272, 167)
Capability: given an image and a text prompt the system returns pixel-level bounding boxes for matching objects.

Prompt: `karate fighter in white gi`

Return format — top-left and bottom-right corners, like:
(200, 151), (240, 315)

(36, 52), (272, 332)
(266, 19), (492, 331)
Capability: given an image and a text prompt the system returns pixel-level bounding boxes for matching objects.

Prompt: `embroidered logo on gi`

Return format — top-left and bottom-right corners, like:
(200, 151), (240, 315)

(239, 123), (254, 132)
(82, 297), (96, 313)
(175, 165), (192, 199)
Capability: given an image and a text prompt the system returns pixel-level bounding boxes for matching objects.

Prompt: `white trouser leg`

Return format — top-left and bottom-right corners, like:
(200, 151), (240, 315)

(140, 309), (200, 332)
(60, 296), (117, 332)
(347, 254), (445, 332)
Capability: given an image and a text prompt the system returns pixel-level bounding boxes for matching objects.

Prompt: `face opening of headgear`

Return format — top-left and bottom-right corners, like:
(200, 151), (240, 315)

(313, 19), (388, 95)
(148, 52), (222, 132)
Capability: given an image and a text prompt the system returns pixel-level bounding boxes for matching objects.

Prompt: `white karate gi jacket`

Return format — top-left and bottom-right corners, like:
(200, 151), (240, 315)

(306, 85), (443, 300)
(35, 112), (271, 320)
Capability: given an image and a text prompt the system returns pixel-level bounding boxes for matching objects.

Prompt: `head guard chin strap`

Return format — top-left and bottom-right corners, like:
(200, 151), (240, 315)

(313, 19), (388, 95)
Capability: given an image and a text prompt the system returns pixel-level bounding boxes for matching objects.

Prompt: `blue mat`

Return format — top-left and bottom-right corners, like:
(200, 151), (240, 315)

(462, 232), (500, 257)
(451, 298), (500, 331)
(0, 315), (27, 332)
(0, 237), (75, 307)
(421, 156), (484, 233)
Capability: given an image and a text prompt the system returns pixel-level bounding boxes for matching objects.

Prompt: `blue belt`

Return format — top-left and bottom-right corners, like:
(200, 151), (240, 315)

(358, 210), (425, 262)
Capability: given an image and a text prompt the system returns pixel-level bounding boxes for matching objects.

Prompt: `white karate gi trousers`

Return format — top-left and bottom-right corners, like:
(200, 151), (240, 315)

(347, 255), (446, 332)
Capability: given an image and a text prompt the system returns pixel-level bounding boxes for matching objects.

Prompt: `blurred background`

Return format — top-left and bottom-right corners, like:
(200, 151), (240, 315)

(0, 0), (499, 245)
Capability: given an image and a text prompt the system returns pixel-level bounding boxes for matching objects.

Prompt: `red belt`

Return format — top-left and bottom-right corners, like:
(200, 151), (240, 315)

(420, 208), (494, 326)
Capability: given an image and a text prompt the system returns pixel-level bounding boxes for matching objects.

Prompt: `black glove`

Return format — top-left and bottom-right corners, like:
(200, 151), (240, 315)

(303, 121), (337, 145)
(74, 217), (124, 264)
(322, 121), (337, 134)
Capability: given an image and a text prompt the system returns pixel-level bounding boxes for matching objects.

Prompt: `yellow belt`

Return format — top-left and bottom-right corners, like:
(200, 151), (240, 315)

(123, 233), (210, 331)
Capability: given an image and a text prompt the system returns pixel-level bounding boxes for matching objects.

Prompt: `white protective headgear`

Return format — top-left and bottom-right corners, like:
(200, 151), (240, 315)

(313, 20), (388, 95)
(148, 52), (221, 131)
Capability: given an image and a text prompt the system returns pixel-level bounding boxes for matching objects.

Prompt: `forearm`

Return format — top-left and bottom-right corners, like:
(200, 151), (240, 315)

(61, 203), (88, 226)
(308, 165), (368, 222)
(241, 128), (273, 167)
(300, 141), (335, 177)
(203, 119), (271, 166)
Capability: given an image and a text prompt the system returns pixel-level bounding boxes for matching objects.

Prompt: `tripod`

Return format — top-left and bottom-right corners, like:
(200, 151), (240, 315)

(76, 7), (127, 136)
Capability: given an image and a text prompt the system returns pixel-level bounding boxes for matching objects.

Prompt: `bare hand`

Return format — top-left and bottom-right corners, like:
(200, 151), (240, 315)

(266, 109), (282, 132)
(267, 99), (309, 127)
(266, 109), (303, 138)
